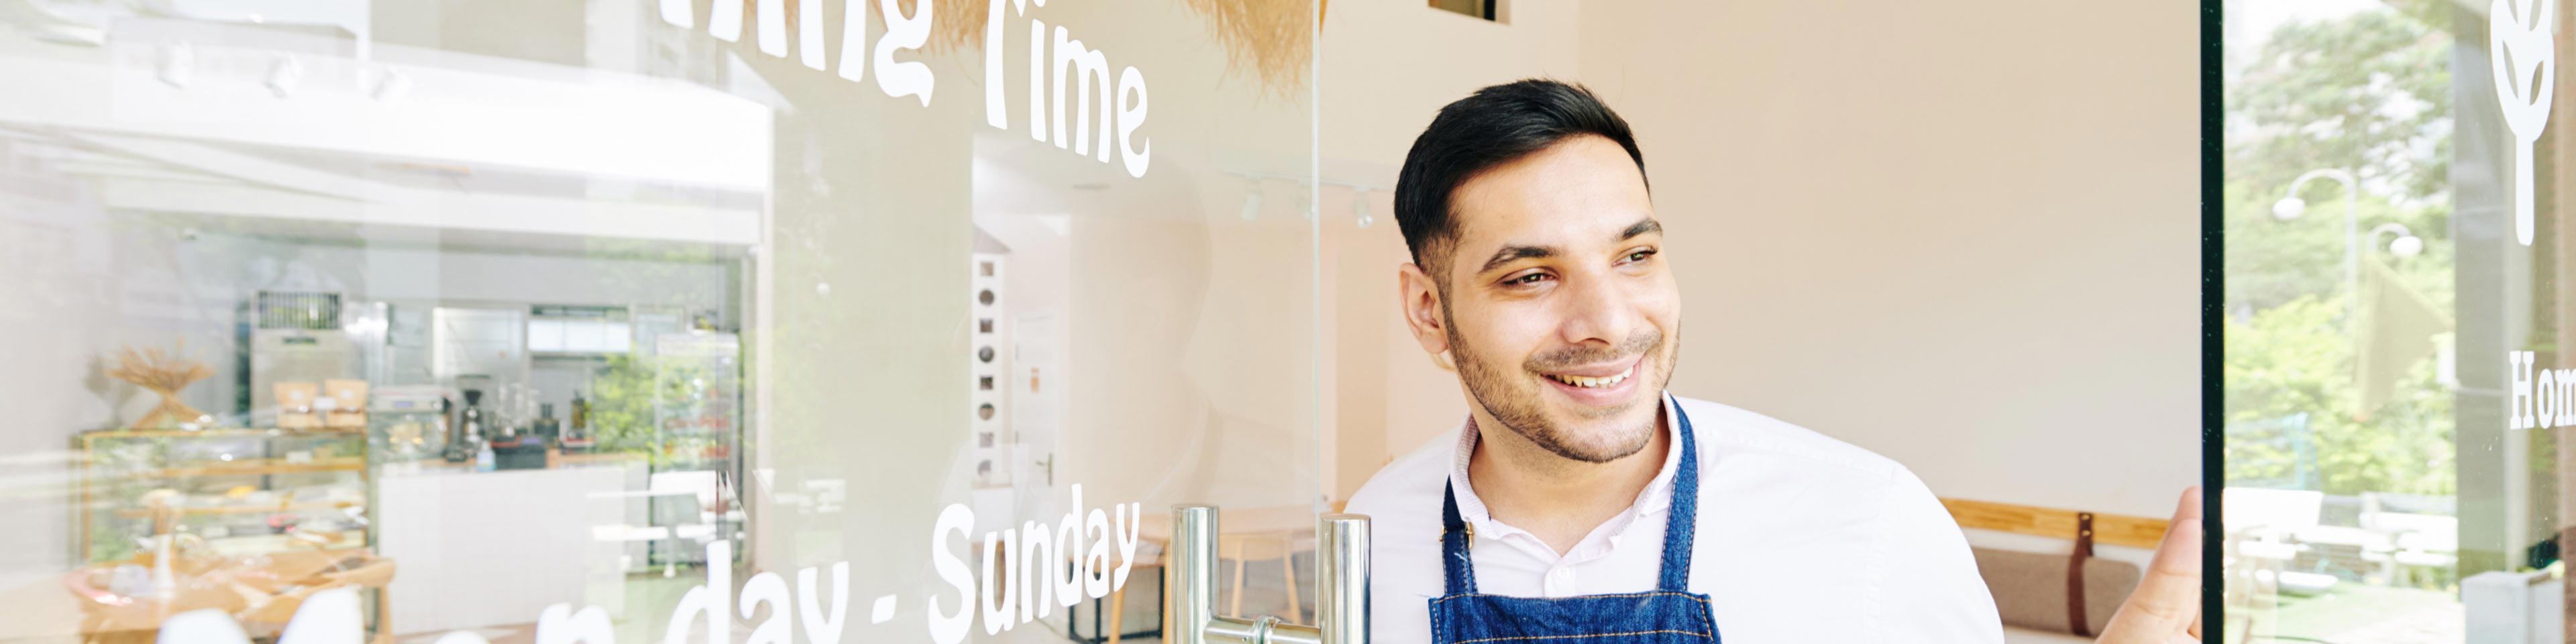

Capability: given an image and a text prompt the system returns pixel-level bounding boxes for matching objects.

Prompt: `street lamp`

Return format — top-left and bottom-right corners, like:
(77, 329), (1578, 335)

(2273, 168), (2362, 295)
(2272, 170), (2425, 280)
(2371, 223), (2423, 259)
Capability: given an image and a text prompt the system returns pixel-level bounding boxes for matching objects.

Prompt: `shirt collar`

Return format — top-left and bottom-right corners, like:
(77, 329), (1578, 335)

(1447, 392), (1686, 536)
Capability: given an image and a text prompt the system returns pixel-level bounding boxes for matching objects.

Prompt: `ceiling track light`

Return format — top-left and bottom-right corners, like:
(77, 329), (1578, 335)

(264, 54), (303, 98)
(157, 42), (193, 89)
(372, 67), (411, 103)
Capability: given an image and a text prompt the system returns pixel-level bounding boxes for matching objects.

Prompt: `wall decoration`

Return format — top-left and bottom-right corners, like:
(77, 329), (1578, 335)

(106, 343), (213, 429)
(971, 250), (1012, 488)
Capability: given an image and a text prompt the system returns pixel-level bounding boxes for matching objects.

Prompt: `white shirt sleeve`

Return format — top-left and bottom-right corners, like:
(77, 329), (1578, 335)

(1872, 468), (2006, 643)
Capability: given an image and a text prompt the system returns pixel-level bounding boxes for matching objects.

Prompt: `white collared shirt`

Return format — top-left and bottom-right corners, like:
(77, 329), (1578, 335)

(1344, 394), (2003, 643)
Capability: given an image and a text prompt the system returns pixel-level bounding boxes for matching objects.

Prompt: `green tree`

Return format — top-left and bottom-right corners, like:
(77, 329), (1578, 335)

(2230, 3), (2452, 204)
(2226, 296), (2455, 495)
(2224, 5), (2459, 497)
(2226, 2), (2455, 310)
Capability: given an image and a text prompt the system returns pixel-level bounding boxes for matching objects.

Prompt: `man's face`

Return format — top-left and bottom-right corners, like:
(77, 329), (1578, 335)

(1401, 135), (1680, 464)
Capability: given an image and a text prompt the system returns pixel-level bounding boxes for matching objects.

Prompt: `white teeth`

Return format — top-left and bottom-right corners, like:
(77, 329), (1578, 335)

(1548, 366), (1633, 388)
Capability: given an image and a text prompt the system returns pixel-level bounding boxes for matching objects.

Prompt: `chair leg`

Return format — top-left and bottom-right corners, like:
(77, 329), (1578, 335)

(1230, 557), (1246, 616)
(1282, 551), (1300, 621)
(1107, 582), (1126, 644)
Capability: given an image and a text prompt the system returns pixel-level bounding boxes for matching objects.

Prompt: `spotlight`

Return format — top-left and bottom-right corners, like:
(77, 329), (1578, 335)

(157, 42), (193, 88)
(1353, 190), (1373, 228)
(264, 54), (303, 98)
(371, 67), (411, 103)
(1240, 191), (1263, 221)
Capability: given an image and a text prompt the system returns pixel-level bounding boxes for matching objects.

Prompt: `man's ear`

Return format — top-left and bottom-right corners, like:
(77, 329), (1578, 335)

(1397, 262), (1452, 368)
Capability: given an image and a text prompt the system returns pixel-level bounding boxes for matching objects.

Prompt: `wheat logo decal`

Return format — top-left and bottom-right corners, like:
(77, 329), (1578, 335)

(2492, 0), (2557, 246)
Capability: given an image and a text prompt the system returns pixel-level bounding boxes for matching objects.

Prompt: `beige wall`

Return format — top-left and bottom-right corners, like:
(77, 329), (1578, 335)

(1317, 0), (1592, 501)
(1324, 0), (2200, 529)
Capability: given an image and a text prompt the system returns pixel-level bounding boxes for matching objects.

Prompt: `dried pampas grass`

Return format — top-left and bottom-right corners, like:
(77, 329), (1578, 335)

(106, 343), (213, 429)
(904, 0), (1313, 97)
(1180, 0), (1312, 97)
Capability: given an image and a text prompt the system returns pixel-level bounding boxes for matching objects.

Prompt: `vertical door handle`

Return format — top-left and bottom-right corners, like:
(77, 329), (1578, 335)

(1169, 505), (1371, 644)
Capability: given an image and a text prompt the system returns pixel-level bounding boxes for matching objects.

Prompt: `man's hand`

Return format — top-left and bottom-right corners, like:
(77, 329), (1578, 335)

(2096, 487), (2204, 643)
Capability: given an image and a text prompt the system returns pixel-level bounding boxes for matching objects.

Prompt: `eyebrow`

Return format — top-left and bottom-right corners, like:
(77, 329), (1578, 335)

(1620, 218), (1663, 240)
(1474, 217), (1663, 276)
(1478, 244), (1556, 274)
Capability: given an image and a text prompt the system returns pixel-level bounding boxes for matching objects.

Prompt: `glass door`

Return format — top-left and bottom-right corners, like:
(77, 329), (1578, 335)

(2220, 0), (2568, 639)
(0, 1), (1324, 643)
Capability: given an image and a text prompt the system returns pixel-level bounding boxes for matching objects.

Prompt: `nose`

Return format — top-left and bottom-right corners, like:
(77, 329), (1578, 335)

(1555, 270), (1638, 350)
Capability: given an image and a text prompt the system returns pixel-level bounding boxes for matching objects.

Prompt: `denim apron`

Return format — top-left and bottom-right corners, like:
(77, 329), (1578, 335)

(1429, 405), (1719, 644)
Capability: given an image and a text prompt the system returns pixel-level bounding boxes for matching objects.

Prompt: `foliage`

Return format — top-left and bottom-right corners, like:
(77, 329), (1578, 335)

(2224, 5), (2457, 497)
(2225, 296), (2455, 495)
(2222, 181), (2455, 315)
(586, 354), (663, 455)
(2229, 3), (2452, 203)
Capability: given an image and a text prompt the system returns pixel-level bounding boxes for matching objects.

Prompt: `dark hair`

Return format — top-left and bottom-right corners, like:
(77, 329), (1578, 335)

(1393, 79), (1647, 271)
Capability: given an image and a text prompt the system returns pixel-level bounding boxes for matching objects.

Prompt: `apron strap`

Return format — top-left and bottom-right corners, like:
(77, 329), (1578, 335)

(1656, 402), (1699, 592)
(1438, 398), (1699, 596)
(1441, 481), (1478, 595)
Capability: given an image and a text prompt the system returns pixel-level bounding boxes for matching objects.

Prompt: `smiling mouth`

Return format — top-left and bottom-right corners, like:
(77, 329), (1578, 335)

(1544, 364), (1634, 389)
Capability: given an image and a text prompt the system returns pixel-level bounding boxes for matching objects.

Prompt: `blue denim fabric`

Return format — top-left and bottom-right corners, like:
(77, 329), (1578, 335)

(1428, 405), (1719, 644)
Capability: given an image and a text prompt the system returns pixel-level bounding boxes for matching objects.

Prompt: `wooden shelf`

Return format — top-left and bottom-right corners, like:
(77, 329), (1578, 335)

(124, 458), (368, 479)
(1940, 497), (2171, 550)
(113, 500), (361, 519)
(82, 427), (364, 443)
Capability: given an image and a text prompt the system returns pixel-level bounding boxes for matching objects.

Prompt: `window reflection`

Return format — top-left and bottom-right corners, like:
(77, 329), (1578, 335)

(2224, 0), (2567, 640)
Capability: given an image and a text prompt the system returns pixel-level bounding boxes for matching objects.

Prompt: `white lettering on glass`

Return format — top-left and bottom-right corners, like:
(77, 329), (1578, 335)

(837, 0), (869, 83)
(151, 490), (1146, 644)
(798, 0), (828, 70)
(664, 541), (733, 644)
(798, 563), (853, 644)
(2513, 351), (2535, 429)
(537, 604), (616, 644)
(1051, 28), (1111, 160)
(2490, 0), (2555, 246)
(2507, 351), (2576, 431)
(655, 0), (1150, 175)
(877, 0), (936, 105)
(740, 570), (794, 644)
(1117, 66), (1151, 178)
(980, 527), (1021, 633)
(985, 1), (1152, 176)
(2542, 368), (2561, 429)
(928, 504), (976, 644)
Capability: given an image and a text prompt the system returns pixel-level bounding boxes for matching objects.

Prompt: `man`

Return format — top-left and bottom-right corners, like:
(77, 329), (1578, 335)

(1343, 80), (2202, 643)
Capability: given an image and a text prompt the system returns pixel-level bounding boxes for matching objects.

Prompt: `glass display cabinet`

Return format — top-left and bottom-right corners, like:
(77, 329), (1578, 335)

(70, 427), (389, 644)
(77, 427), (372, 563)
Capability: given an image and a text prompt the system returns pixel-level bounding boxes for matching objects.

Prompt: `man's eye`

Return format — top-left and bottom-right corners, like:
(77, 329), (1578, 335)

(1625, 249), (1657, 262)
(1507, 272), (1551, 285)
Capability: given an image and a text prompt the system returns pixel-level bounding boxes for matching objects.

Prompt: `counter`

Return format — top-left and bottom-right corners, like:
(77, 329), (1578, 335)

(375, 456), (650, 633)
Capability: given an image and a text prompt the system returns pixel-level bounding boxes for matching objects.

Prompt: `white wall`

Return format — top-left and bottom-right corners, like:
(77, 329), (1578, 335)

(1572, 0), (2200, 525)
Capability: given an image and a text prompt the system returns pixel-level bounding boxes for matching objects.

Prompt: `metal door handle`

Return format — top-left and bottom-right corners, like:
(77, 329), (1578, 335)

(1169, 505), (1370, 644)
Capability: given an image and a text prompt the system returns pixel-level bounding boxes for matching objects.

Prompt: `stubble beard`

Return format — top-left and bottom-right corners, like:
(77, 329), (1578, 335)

(1442, 302), (1674, 464)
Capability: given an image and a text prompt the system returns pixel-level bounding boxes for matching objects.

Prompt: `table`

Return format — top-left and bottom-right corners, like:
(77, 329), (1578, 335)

(1071, 504), (1324, 644)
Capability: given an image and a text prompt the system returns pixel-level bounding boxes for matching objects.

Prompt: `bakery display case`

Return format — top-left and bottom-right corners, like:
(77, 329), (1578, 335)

(69, 427), (390, 643)
(77, 428), (372, 565)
